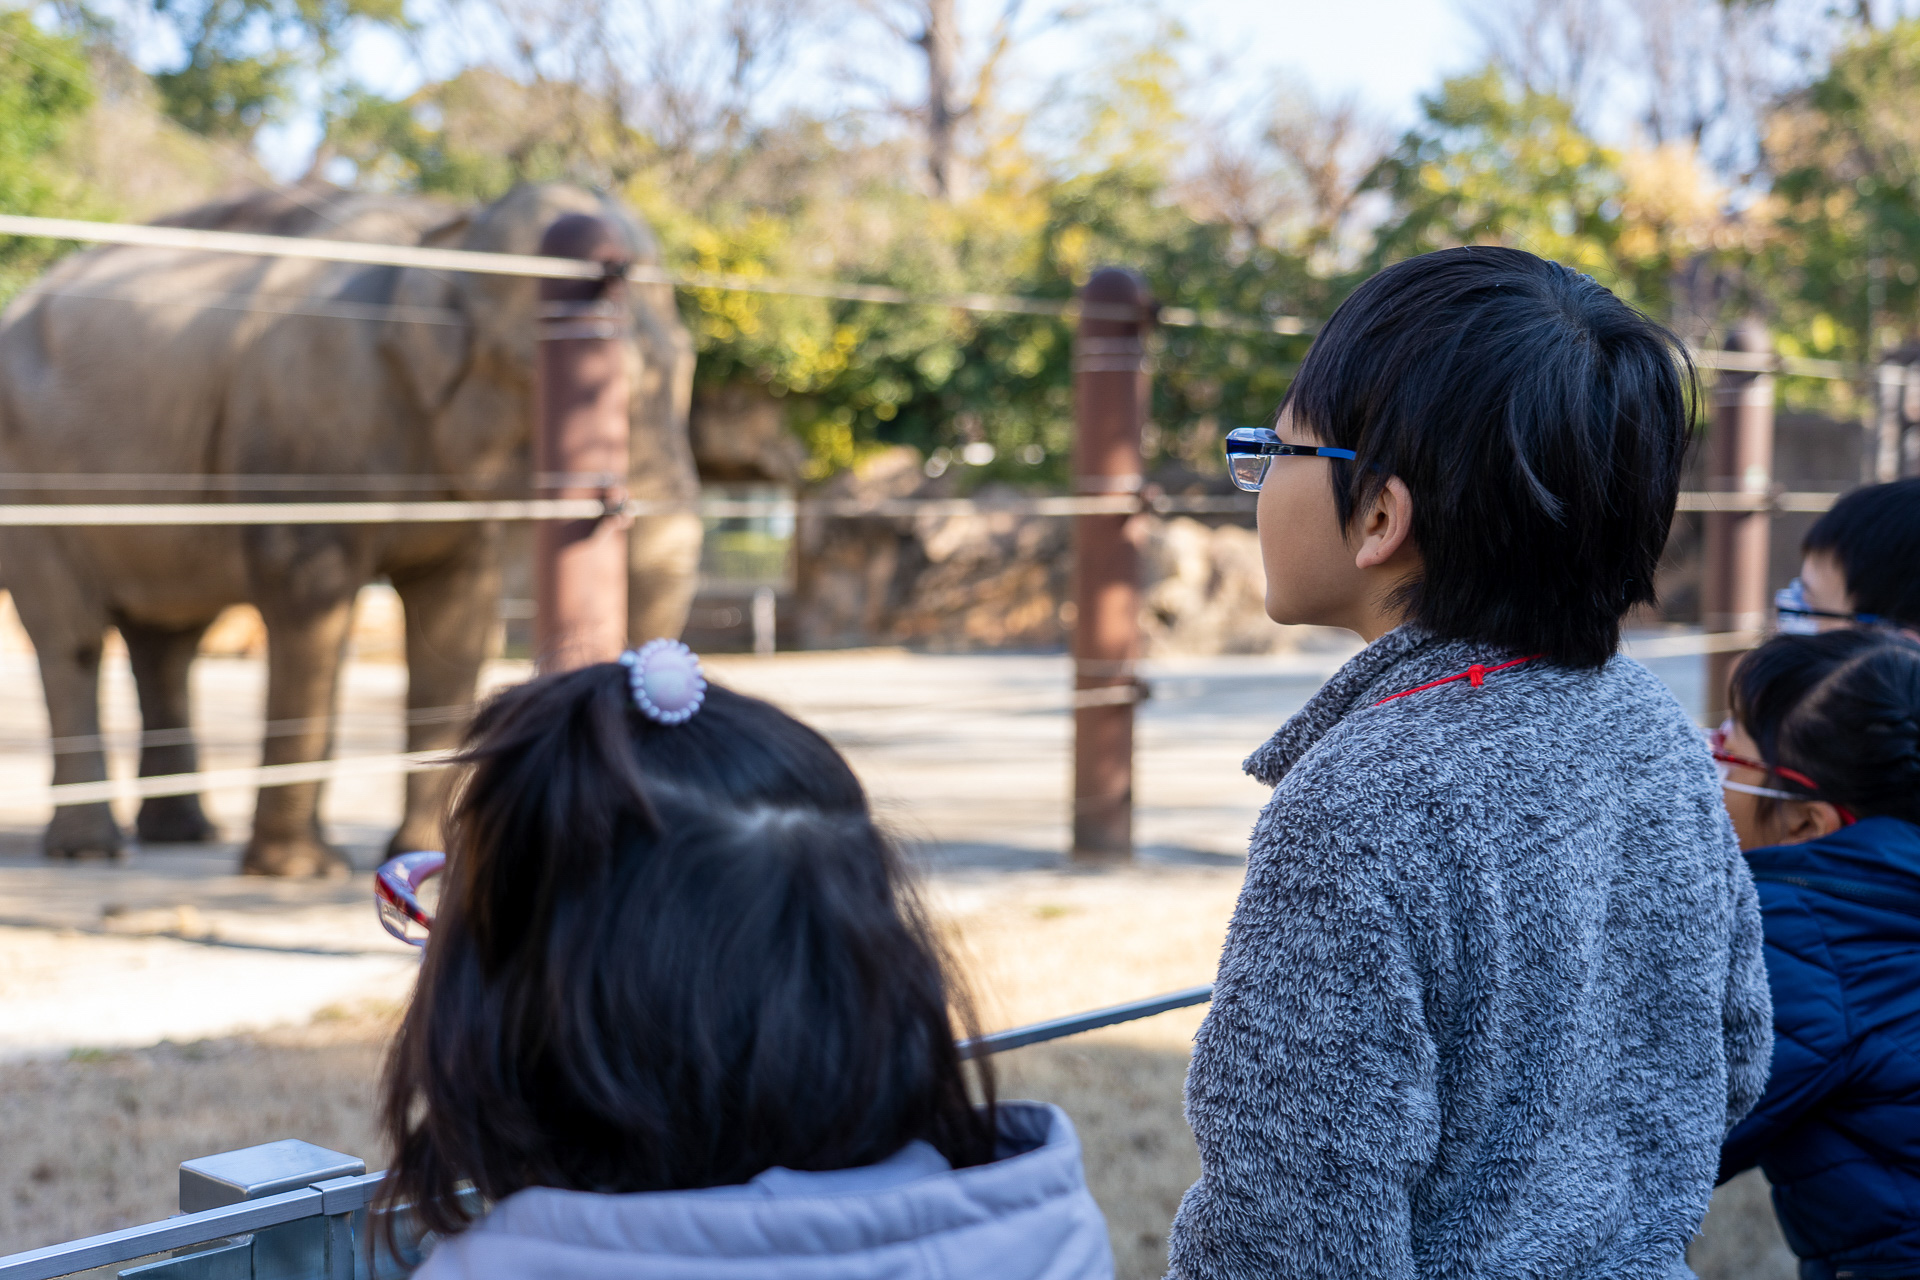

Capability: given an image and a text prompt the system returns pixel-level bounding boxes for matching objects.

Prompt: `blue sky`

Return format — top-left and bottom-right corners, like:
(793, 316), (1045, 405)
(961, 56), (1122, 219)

(255, 0), (1486, 180)
(1160, 0), (1479, 126)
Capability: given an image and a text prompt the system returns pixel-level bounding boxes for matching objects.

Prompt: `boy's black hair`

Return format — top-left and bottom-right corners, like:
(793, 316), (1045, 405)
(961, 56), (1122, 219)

(1731, 629), (1920, 825)
(1282, 246), (1695, 668)
(378, 668), (995, 1249)
(1803, 478), (1920, 628)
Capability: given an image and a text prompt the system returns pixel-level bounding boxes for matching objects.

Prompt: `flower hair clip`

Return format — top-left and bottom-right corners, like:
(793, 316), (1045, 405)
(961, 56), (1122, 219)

(620, 639), (707, 725)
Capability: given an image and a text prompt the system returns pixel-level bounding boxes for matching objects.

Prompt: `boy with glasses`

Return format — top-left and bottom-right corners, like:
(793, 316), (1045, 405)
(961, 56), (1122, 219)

(1776, 478), (1920, 634)
(1169, 248), (1771, 1279)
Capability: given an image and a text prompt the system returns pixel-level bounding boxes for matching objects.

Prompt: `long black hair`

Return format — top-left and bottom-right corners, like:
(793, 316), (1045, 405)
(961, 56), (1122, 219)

(1283, 246), (1695, 668)
(1731, 629), (1920, 825)
(377, 663), (996, 1245)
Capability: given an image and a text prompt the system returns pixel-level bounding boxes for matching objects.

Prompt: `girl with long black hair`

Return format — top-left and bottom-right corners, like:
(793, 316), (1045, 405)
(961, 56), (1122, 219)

(378, 641), (1112, 1279)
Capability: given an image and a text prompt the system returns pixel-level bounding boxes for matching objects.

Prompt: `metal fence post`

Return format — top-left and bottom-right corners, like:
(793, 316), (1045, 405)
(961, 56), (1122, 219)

(1875, 360), (1906, 483)
(536, 214), (632, 673)
(1703, 319), (1775, 724)
(1071, 269), (1151, 862)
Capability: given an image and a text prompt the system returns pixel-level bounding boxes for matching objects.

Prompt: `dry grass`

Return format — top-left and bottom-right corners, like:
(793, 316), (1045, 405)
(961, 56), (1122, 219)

(0, 1003), (396, 1252)
(0, 867), (1791, 1279)
(0, 1018), (1201, 1279)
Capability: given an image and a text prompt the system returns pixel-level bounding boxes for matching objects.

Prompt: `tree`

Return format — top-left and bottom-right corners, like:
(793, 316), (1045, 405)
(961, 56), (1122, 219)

(1761, 18), (1920, 368)
(1177, 85), (1387, 273)
(1368, 70), (1624, 275)
(0, 12), (98, 296)
(1467, 0), (1801, 182)
(1366, 67), (1736, 329)
(852, 0), (1070, 199)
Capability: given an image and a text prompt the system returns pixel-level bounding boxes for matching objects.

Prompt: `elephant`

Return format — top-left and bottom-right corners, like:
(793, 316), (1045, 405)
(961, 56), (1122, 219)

(0, 181), (701, 874)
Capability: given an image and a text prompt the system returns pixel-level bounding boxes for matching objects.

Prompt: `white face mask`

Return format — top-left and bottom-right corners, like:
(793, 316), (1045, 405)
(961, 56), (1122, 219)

(1719, 776), (1803, 802)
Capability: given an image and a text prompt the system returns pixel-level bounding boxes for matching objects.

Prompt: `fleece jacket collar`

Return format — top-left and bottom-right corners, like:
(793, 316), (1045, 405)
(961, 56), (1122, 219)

(1243, 624), (1491, 787)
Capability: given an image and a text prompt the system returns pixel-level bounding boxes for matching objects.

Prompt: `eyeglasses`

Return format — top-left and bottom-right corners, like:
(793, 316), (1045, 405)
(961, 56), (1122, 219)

(1775, 577), (1879, 635)
(375, 850), (444, 947)
(1707, 721), (1857, 823)
(1223, 427), (1357, 492)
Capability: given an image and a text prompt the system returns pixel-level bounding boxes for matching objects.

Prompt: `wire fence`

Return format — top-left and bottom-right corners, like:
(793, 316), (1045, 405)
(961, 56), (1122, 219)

(0, 626), (1773, 815)
(0, 213), (1316, 336)
(0, 487), (1846, 526)
(0, 209), (1865, 817)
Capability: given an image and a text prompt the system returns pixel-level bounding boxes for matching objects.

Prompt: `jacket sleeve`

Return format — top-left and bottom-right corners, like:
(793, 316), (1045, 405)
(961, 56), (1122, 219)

(1720, 850), (1774, 1134)
(1167, 794), (1436, 1280)
(1719, 886), (1849, 1181)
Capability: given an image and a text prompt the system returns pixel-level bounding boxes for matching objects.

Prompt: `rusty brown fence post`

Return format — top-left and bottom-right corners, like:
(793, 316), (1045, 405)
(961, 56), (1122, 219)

(1702, 319), (1775, 724)
(1071, 269), (1151, 862)
(535, 214), (633, 673)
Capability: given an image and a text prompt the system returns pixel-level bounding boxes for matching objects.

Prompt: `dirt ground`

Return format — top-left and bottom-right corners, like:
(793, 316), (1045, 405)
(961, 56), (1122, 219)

(0, 864), (1792, 1279)
(0, 641), (1784, 1276)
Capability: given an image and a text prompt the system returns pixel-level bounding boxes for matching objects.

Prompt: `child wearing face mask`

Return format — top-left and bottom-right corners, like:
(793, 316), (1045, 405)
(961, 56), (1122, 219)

(1716, 630), (1920, 1280)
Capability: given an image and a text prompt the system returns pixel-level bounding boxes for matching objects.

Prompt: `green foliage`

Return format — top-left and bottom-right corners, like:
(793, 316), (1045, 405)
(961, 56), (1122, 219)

(0, 13), (96, 298)
(1762, 18), (1920, 379)
(149, 0), (406, 141)
(1370, 70), (1647, 300)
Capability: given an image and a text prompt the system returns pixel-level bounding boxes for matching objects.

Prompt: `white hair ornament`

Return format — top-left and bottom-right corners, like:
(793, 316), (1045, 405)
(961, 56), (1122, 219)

(619, 639), (707, 725)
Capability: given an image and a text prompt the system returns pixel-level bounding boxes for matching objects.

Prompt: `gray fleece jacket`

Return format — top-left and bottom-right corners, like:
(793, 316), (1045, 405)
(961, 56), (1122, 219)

(1168, 625), (1772, 1280)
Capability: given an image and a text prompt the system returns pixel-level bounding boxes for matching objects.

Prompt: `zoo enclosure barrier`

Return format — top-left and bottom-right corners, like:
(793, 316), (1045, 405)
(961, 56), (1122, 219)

(0, 986), (1216, 1280)
(0, 210), (1898, 851)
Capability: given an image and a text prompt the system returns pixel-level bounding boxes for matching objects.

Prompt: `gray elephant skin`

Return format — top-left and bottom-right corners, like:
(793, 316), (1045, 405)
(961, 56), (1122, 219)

(0, 182), (700, 875)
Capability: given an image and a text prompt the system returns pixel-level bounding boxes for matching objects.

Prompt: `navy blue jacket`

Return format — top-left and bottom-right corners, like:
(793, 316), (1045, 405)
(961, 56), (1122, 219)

(1721, 817), (1920, 1280)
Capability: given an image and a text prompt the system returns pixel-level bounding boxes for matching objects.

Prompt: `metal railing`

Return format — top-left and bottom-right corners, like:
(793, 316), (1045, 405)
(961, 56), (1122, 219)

(0, 986), (1214, 1280)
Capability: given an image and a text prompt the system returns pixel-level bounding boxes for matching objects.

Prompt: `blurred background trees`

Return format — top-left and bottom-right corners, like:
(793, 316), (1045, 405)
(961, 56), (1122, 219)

(9, 0), (1920, 477)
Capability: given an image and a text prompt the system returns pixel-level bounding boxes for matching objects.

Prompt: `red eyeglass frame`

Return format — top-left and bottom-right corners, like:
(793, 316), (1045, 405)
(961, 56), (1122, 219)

(375, 850), (444, 947)
(1707, 725), (1857, 826)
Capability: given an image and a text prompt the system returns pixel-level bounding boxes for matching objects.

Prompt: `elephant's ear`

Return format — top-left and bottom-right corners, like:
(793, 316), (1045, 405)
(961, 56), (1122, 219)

(382, 214), (475, 415)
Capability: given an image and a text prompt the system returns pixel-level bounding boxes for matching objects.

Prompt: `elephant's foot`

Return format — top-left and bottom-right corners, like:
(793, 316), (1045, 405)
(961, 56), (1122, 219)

(44, 804), (125, 860)
(136, 794), (219, 845)
(241, 834), (352, 879)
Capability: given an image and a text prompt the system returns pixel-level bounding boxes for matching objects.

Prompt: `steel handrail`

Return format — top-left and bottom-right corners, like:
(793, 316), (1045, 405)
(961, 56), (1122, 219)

(0, 1172), (382, 1280)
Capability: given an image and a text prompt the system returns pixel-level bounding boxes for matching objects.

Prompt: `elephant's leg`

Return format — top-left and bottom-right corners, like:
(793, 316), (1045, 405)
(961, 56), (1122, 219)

(119, 616), (220, 844)
(5, 553), (121, 858)
(627, 512), (703, 642)
(387, 530), (500, 857)
(243, 542), (360, 878)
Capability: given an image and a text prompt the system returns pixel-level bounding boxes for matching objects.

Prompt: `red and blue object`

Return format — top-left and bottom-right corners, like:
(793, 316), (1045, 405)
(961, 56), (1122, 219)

(375, 850), (444, 947)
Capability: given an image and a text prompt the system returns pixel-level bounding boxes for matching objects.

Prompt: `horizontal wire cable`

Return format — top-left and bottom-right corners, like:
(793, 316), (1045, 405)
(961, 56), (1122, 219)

(0, 212), (1307, 332)
(26, 751), (457, 807)
(0, 632), (1757, 803)
(0, 218), (1886, 376)
(0, 490), (1839, 525)
(0, 497), (613, 525)
(0, 472), (620, 492)
(16, 703), (476, 755)
(20, 280), (467, 326)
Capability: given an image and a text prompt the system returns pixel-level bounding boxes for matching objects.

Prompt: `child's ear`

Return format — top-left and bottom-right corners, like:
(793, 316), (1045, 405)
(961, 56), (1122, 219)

(1353, 477), (1417, 571)
(1780, 800), (1846, 844)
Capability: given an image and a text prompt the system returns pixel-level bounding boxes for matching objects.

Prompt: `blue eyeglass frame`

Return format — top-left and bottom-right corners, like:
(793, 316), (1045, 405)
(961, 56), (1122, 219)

(1773, 577), (1881, 634)
(1223, 427), (1357, 492)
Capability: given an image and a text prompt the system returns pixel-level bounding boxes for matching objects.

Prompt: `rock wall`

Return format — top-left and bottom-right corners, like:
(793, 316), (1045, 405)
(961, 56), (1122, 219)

(789, 448), (1330, 655)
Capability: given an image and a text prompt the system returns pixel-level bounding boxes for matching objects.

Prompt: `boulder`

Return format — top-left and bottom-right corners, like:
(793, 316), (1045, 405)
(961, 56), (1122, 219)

(790, 451), (1326, 655)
